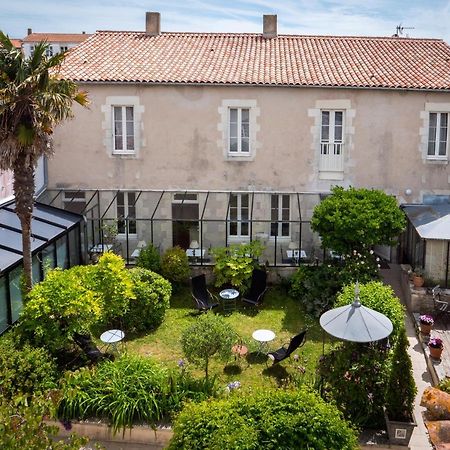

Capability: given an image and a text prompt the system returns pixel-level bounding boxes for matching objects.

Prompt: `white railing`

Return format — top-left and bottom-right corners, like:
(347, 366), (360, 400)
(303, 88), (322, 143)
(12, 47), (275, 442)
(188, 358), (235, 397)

(319, 143), (344, 172)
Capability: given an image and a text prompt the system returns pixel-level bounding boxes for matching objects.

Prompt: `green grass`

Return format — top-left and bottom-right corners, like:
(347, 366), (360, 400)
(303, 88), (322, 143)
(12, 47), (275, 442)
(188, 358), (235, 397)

(125, 286), (330, 391)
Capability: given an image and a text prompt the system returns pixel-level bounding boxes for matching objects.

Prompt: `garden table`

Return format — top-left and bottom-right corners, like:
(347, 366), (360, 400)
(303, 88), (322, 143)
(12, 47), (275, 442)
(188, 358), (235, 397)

(220, 288), (239, 312)
(100, 329), (125, 353)
(252, 329), (275, 354)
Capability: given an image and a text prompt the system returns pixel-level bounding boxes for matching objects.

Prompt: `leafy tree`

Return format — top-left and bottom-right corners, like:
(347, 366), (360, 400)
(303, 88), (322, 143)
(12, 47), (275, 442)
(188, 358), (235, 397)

(181, 313), (237, 378)
(311, 186), (406, 254)
(161, 246), (190, 289)
(0, 33), (88, 292)
(136, 243), (161, 273)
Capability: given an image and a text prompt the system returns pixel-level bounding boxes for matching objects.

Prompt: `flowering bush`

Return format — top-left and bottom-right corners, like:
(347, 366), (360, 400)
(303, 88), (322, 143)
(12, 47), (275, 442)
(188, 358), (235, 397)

(419, 314), (434, 326)
(429, 337), (443, 349)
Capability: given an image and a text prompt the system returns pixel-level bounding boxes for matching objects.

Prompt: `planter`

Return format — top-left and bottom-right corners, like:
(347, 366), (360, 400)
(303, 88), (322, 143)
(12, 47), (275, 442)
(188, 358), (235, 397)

(413, 275), (424, 287)
(420, 322), (432, 335)
(429, 345), (443, 360)
(384, 409), (416, 446)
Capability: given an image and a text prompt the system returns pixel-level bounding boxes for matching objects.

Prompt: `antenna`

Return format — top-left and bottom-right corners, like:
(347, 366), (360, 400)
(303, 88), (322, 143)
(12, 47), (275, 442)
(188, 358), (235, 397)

(393, 23), (415, 38)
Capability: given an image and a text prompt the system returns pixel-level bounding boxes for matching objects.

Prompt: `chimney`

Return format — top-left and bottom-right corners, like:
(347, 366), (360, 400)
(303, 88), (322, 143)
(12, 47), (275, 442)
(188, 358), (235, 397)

(27, 28), (32, 35)
(82, 31), (86, 34)
(263, 14), (277, 39)
(263, 14), (277, 38)
(146, 12), (161, 36)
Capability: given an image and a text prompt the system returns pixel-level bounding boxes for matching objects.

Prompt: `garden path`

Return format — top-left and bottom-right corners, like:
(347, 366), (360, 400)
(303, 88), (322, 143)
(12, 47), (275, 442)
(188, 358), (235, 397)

(381, 265), (433, 450)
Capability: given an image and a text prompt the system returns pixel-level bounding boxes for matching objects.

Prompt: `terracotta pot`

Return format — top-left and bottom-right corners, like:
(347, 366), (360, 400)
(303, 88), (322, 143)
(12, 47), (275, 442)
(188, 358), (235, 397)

(429, 345), (443, 360)
(420, 323), (432, 335)
(413, 276), (424, 287)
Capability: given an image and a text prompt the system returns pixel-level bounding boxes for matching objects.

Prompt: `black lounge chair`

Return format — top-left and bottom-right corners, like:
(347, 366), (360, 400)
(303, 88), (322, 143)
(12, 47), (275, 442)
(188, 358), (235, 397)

(268, 330), (307, 365)
(191, 274), (219, 312)
(73, 332), (113, 363)
(242, 269), (268, 306)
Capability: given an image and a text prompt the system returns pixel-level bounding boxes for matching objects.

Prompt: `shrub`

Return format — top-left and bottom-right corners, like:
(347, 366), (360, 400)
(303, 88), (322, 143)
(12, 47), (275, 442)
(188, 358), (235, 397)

(318, 342), (389, 428)
(161, 246), (190, 288)
(20, 267), (102, 352)
(123, 268), (172, 333)
(0, 333), (58, 401)
(169, 388), (358, 450)
(181, 312), (237, 378)
(136, 243), (161, 273)
(211, 240), (263, 289)
(289, 264), (342, 317)
(337, 250), (381, 286)
(335, 282), (405, 342)
(59, 354), (216, 431)
(311, 186), (406, 254)
(0, 396), (89, 450)
(385, 327), (416, 421)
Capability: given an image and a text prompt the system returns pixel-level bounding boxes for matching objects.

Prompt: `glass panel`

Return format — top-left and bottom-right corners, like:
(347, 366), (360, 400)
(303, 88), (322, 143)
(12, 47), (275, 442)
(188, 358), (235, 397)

(117, 192), (124, 205)
(429, 112), (437, 127)
(230, 194), (237, 207)
(230, 122), (237, 138)
(230, 108), (237, 122)
(270, 223), (278, 236)
(114, 136), (123, 150)
(282, 195), (289, 208)
(241, 209), (249, 221)
(126, 121), (134, 136)
(271, 195), (277, 208)
(126, 106), (134, 121)
(241, 138), (249, 152)
(439, 113), (448, 156)
(229, 138), (238, 152)
(42, 243), (55, 276)
(335, 111), (343, 126)
(428, 113), (437, 156)
(9, 266), (23, 323)
(241, 194), (249, 207)
(428, 141), (436, 156)
(0, 277), (7, 333)
(282, 209), (289, 221)
(56, 236), (68, 269)
(69, 228), (80, 266)
(335, 125), (343, 142)
(241, 109), (249, 122)
(128, 192), (136, 204)
(229, 222), (237, 236)
(32, 254), (41, 284)
(271, 208), (277, 221)
(126, 136), (134, 150)
(117, 206), (125, 217)
(129, 220), (137, 235)
(230, 208), (237, 220)
(114, 106), (122, 120)
(241, 124), (249, 138)
(282, 223), (290, 236)
(241, 222), (249, 236)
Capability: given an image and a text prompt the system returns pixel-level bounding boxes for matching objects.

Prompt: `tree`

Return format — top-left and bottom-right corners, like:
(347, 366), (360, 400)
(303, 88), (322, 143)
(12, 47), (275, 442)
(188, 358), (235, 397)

(0, 33), (88, 292)
(311, 186), (406, 255)
(181, 312), (237, 379)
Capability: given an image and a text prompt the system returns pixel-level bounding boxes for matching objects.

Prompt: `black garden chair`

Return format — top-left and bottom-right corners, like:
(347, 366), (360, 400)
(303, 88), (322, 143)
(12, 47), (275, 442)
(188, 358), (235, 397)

(242, 269), (268, 307)
(191, 274), (219, 312)
(267, 330), (307, 365)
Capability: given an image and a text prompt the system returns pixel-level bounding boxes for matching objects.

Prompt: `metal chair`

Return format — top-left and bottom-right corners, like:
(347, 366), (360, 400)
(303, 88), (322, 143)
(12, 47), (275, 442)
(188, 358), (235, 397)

(267, 330), (307, 365)
(242, 269), (268, 306)
(432, 285), (450, 320)
(191, 274), (219, 312)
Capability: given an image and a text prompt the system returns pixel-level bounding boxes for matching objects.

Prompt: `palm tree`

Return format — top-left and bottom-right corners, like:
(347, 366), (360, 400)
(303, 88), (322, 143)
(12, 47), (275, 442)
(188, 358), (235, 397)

(0, 32), (88, 293)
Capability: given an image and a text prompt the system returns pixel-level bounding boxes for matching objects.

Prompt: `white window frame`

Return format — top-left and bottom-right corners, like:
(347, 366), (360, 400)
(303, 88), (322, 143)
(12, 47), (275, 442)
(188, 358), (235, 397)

(320, 110), (344, 156)
(228, 107), (250, 155)
(270, 194), (290, 239)
(228, 193), (250, 239)
(112, 105), (135, 155)
(116, 191), (137, 237)
(427, 112), (449, 160)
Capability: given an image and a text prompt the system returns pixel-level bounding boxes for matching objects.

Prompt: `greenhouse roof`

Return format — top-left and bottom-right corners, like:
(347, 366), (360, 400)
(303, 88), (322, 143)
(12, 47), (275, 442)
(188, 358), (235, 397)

(0, 200), (83, 274)
(403, 203), (450, 240)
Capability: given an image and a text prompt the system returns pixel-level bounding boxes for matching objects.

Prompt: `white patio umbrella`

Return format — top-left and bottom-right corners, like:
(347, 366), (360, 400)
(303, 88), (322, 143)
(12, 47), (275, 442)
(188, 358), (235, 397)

(319, 283), (393, 343)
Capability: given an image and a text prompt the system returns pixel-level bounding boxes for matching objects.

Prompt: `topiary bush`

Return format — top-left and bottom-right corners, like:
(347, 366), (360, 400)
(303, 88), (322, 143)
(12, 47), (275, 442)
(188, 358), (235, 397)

(211, 240), (264, 290)
(0, 333), (58, 401)
(123, 267), (171, 333)
(181, 312), (237, 378)
(169, 388), (358, 450)
(161, 246), (190, 289)
(136, 243), (161, 273)
(335, 281), (405, 342)
(20, 267), (103, 352)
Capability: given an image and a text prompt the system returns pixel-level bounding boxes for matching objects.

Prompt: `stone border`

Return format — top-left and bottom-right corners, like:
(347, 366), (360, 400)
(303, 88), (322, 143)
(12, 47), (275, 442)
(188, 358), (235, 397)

(47, 420), (173, 447)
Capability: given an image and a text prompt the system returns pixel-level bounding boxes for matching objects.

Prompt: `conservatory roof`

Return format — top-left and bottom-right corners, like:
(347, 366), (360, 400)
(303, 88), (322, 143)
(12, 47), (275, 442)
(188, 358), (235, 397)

(402, 203), (450, 240)
(0, 200), (83, 274)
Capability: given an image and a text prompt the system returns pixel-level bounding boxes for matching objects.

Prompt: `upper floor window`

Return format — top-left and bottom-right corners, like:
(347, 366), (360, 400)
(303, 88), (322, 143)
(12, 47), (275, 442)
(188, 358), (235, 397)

(117, 191), (137, 235)
(60, 45), (69, 53)
(321, 110), (343, 154)
(229, 193), (249, 237)
(45, 46), (53, 57)
(229, 108), (250, 154)
(113, 106), (135, 154)
(428, 112), (448, 159)
(270, 194), (290, 238)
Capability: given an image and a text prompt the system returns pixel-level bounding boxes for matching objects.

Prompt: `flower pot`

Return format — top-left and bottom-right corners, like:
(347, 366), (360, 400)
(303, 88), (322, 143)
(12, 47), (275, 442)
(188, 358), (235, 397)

(429, 345), (443, 360)
(413, 275), (424, 287)
(384, 409), (416, 446)
(420, 323), (432, 335)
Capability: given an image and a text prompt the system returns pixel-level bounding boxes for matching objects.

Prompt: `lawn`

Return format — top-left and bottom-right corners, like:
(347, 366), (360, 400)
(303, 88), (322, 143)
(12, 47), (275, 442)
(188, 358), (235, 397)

(125, 285), (331, 391)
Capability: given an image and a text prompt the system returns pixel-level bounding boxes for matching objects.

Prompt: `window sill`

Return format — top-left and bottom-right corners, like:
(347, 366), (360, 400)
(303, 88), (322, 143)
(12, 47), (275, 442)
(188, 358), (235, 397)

(425, 158), (448, 165)
(112, 152), (137, 159)
(225, 154), (254, 162)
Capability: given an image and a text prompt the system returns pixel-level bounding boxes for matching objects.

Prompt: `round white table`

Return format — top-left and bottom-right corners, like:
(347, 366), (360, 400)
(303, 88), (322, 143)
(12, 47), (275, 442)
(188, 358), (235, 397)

(220, 288), (239, 312)
(252, 329), (275, 354)
(100, 329), (125, 353)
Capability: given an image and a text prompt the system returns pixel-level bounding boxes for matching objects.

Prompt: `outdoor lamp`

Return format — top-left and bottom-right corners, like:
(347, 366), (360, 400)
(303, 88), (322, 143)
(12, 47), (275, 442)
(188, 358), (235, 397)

(190, 240), (200, 249)
(137, 240), (147, 248)
(288, 241), (298, 250)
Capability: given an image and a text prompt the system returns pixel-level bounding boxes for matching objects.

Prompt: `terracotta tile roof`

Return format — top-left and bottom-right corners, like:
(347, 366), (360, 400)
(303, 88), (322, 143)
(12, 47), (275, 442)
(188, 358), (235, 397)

(10, 39), (22, 49)
(59, 31), (450, 90)
(23, 33), (90, 43)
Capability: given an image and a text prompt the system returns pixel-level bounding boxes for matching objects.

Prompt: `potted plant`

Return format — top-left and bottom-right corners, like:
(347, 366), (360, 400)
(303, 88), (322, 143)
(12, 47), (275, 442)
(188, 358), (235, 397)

(428, 336), (444, 360)
(419, 314), (434, 335)
(384, 329), (417, 446)
(412, 268), (424, 287)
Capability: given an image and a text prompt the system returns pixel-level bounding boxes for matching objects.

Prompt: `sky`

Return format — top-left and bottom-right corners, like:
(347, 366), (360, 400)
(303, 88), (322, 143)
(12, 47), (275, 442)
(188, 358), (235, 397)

(1, 0), (450, 42)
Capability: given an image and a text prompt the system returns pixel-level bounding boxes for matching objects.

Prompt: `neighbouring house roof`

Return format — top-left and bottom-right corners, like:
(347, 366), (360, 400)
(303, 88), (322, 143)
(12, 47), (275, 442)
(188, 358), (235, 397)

(0, 201), (83, 274)
(403, 204), (450, 240)
(10, 39), (22, 49)
(23, 33), (90, 43)
(59, 31), (450, 90)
